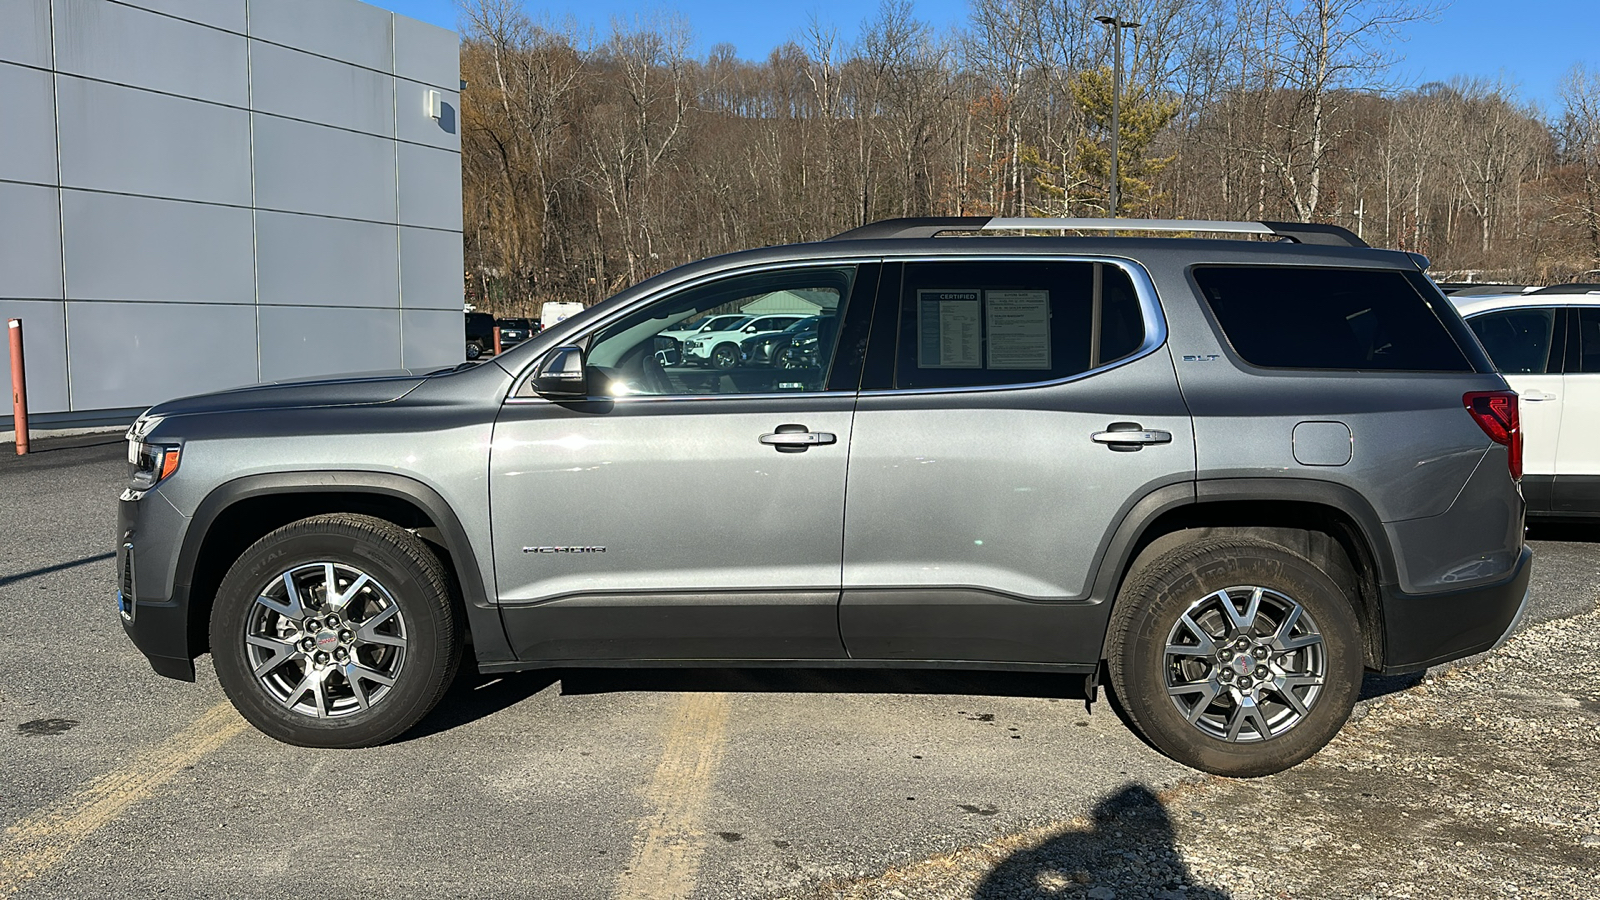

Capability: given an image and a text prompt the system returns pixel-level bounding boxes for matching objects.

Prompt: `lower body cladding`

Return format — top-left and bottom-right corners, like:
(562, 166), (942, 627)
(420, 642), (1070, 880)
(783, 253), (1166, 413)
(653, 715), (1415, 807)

(490, 588), (1105, 671)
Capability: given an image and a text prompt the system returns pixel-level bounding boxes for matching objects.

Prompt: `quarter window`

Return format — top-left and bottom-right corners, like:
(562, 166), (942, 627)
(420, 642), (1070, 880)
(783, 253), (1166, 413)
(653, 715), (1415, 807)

(1193, 266), (1472, 372)
(891, 261), (1145, 390)
(583, 267), (857, 396)
(1467, 308), (1559, 374)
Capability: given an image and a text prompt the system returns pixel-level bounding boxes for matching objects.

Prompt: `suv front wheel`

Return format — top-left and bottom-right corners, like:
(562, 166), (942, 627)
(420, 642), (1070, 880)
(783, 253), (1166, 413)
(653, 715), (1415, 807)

(1107, 538), (1362, 777)
(210, 514), (463, 748)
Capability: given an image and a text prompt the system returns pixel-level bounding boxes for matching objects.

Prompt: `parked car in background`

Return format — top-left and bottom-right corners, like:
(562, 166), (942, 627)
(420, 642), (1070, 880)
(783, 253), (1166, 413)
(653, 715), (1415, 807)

(739, 316), (820, 367)
(684, 314), (809, 369)
(496, 319), (535, 349)
(656, 314), (752, 366)
(465, 312), (495, 360)
(540, 301), (585, 329)
(1453, 283), (1600, 518)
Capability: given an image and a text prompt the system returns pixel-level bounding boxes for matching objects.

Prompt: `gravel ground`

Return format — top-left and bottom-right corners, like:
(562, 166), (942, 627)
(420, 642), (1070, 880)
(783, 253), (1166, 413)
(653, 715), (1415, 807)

(806, 605), (1600, 900)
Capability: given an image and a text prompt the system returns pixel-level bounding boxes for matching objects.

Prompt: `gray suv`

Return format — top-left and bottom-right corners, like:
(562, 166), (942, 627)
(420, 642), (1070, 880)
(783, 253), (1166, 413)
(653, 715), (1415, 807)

(117, 217), (1532, 777)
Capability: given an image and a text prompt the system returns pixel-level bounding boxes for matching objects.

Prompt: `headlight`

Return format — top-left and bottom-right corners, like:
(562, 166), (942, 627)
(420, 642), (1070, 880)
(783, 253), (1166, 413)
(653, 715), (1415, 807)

(126, 414), (179, 489)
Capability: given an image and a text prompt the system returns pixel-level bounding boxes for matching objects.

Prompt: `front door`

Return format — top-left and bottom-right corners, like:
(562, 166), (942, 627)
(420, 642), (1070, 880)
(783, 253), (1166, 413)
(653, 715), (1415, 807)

(838, 259), (1194, 664)
(489, 263), (876, 662)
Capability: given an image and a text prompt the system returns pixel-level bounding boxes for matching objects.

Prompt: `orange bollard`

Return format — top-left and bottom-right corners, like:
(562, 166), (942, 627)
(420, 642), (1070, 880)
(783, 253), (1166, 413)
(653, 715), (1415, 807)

(492, 325), (502, 356)
(8, 318), (27, 455)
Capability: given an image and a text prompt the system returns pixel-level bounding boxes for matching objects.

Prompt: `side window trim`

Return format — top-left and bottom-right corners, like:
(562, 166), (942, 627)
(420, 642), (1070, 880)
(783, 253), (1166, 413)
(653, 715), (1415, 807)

(510, 259), (883, 402)
(857, 255), (1167, 396)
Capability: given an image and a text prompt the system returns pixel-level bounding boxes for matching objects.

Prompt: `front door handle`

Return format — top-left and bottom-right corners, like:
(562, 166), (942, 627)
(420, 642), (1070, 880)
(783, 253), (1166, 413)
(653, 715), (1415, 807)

(1091, 424), (1172, 451)
(760, 425), (837, 452)
(1522, 390), (1556, 402)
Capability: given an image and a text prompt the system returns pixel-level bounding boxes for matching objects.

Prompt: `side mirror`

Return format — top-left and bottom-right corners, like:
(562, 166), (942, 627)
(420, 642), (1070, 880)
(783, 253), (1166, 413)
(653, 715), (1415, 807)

(530, 346), (588, 399)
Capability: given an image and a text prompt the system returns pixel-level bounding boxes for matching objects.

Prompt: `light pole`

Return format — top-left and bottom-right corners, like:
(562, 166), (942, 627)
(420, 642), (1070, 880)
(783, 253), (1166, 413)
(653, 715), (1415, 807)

(1094, 14), (1140, 217)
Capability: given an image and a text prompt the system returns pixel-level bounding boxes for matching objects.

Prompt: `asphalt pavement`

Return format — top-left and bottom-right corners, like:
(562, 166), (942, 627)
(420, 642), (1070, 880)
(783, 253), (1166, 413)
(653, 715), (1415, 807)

(1, 437), (1596, 899)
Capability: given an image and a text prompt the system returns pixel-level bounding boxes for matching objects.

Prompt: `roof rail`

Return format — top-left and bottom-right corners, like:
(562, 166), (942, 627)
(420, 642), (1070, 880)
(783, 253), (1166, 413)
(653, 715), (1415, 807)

(827, 216), (1368, 248)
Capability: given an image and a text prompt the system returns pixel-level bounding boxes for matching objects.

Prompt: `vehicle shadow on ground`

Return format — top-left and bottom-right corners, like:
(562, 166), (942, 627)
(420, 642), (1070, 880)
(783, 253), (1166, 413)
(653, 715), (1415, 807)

(400, 668), (564, 741)
(972, 783), (1230, 899)
(402, 667), (1095, 740)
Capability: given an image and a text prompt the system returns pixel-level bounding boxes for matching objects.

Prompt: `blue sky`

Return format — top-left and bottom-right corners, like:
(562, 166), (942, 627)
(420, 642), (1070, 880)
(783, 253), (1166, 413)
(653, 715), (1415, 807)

(374, 0), (1597, 113)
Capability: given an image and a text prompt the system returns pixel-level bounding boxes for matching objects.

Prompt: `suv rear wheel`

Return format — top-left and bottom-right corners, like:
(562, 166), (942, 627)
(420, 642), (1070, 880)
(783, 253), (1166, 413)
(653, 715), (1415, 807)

(1107, 538), (1362, 777)
(210, 514), (462, 748)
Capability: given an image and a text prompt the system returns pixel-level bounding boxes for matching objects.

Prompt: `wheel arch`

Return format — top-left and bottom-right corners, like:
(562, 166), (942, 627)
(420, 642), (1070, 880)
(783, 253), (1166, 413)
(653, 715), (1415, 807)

(1092, 478), (1395, 670)
(176, 472), (510, 665)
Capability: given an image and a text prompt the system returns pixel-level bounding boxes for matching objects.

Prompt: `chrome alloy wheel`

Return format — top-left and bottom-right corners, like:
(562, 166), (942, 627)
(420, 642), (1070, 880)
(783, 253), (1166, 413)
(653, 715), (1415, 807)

(243, 562), (408, 719)
(1163, 585), (1326, 743)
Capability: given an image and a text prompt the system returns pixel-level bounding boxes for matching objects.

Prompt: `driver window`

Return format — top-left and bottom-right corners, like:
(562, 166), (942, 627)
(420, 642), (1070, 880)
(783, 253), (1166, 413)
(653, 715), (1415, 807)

(585, 267), (857, 397)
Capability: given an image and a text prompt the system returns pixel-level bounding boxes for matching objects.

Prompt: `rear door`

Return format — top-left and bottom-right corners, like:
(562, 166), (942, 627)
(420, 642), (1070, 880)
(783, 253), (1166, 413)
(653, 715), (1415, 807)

(1466, 306), (1565, 513)
(838, 258), (1194, 664)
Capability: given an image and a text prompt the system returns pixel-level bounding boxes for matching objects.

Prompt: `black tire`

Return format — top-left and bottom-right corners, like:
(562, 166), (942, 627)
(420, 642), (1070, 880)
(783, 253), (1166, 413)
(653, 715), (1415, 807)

(711, 342), (739, 370)
(210, 514), (463, 748)
(1106, 538), (1362, 777)
(465, 342), (482, 360)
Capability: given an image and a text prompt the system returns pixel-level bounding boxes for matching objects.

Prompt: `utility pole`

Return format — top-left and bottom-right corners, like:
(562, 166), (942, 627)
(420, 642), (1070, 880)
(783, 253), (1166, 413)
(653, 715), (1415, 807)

(1095, 14), (1140, 217)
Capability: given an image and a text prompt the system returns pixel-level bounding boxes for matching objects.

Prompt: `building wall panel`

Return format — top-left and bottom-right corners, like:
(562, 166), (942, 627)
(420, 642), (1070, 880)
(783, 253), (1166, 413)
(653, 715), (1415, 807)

(62, 190), (255, 303)
(399, 226), (463, 310)
(0, 62), (58, 185)
(0, 300), (71, 414)
(65, 300), (259, 410)
(253, 114), (397, 222)
(398, 142), (462, 230)
(53, 0), (248, 107)
(394, 15), (459, 90)
(247, 0), (392, 73)
(258, 306), (402, 381)
(0, 183), (64, 301)
(0, 0), (53, 69)
(117, 0), (247, 34)
(257, 212), (399, 308)
(250, 41), (394, 138)
(401, 308), (464, 371)
(56, 75), (252, 205)
(395, 78), (459, 151)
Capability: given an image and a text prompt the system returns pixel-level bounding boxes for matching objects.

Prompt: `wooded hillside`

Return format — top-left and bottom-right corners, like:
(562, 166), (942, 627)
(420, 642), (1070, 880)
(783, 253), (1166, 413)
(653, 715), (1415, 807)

(458, 0), (1600, 314)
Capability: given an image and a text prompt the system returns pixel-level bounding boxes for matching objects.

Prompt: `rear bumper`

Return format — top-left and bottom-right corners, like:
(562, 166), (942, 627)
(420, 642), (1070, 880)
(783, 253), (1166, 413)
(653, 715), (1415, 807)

(1379, 545), (1533, 674)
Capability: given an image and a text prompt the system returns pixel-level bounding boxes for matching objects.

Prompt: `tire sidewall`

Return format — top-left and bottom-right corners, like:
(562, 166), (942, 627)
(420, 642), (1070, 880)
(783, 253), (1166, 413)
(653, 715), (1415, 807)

(1116, 543), (1363, 777)
(211, 522), (452, 748)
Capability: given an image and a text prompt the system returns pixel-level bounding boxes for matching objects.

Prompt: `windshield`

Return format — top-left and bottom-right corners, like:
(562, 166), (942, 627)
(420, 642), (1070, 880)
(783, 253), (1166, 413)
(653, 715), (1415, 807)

(704, 316), (750, 333)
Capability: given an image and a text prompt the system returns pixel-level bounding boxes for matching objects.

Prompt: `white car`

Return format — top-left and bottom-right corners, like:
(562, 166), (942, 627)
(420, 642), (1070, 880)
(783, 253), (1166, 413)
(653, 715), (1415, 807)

(659, 313), (751, 348)
(682, 314), (810, 369)
(1453, 284), (1600, 518)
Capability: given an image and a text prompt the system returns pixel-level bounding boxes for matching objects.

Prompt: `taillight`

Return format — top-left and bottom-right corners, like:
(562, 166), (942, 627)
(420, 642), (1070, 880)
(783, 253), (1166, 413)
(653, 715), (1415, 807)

(1463, 391), (1521, 481)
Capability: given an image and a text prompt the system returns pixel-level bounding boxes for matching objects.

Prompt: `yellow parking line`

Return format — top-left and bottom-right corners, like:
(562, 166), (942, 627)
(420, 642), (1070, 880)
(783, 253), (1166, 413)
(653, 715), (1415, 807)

(0, 702), (248, 897)
(615, 692), (731, 900)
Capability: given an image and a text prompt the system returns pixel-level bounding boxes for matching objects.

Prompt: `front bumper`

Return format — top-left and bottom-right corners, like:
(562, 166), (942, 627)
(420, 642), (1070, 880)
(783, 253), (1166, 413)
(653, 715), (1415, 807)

(117, 488), (197, 682)
(1379, 545), (1534, 674)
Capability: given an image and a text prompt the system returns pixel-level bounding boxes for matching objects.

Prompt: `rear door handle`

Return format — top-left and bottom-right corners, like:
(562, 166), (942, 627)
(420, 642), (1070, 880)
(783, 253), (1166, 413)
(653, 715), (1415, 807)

(1091, 426), (1172, 448)
(760, 425), (836, 452)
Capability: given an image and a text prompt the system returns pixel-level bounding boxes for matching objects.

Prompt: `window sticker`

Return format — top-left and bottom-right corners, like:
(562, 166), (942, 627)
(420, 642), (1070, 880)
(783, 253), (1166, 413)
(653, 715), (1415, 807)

(917, 290), (982, 368)
(985, 290), (1051, 369)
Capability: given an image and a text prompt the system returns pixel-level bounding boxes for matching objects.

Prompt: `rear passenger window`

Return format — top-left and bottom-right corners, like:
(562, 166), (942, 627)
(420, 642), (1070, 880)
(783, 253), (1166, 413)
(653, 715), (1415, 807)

(1467, 308), (1558, 374)
(893, 261), (1145, 390)
(1193, 266), (1472, 372)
